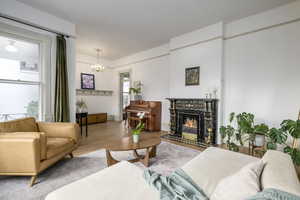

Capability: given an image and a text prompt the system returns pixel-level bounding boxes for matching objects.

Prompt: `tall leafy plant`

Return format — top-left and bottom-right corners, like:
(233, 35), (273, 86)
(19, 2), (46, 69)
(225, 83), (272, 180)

(281, 119), (300, 165)
(220, 112), (241, 152)
(265, 119), (300, 165)
(236, 112), (269, 145)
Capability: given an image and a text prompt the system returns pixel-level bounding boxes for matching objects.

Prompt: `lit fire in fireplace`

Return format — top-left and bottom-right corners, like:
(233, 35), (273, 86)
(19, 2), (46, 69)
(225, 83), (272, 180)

(182, 117), (198, 141)
(184, 118), (197, 129)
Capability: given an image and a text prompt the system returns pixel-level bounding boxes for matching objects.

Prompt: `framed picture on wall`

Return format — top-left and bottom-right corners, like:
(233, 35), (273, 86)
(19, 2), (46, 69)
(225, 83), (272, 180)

(81, 73), (95, 90)
(185, 66), (200, 86)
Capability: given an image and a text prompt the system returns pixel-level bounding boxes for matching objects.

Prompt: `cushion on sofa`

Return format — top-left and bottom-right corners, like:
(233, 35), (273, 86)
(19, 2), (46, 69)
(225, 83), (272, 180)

(46, 138), (74, 159)
(261, 150), (300, 196)
(181, 147), (259, 197)
(0, 117), (38, 133)
(210, 160), (265, 200)
(45, 161), (159, 200)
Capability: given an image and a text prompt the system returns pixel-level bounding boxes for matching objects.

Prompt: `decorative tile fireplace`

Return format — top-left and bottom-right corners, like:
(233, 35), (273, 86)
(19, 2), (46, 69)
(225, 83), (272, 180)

(163, 98), (218, 147)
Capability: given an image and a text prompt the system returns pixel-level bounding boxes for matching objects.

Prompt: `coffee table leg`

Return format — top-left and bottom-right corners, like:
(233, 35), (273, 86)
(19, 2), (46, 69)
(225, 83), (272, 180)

(106, 150), (119, 167)
(133, 150), (140, 158)
(141, 147), (150, 167)
(149, 145), (157, 158)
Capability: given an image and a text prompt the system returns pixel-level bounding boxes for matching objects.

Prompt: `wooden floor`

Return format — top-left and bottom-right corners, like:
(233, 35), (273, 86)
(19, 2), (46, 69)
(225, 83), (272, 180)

(75, 121), (300, 178)
(74, 121), (206, 156)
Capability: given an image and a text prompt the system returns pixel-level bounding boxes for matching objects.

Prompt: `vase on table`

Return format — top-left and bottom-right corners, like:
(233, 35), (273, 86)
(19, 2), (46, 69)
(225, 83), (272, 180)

(133, 134), (140, 143)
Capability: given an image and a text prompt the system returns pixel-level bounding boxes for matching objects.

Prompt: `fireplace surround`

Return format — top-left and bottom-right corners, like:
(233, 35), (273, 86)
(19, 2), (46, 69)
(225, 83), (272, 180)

(163, 98), (218, 147)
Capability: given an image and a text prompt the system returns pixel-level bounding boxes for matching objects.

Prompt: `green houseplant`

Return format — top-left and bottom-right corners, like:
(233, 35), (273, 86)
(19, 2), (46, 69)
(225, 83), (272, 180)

(25, 100), (39, 119)
(129, 81), (142, 100)
(236, 112), (269, 152)
(132, 112), (145, 143)
(220, 112), (269, 152)
(266, 118), (300, 165)
(219, 112), (241, 152)
(281, 119), (300, 165)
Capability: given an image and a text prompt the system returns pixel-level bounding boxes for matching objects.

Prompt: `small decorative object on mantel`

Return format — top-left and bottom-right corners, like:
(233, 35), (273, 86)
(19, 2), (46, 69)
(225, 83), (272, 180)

(132, 112), (145, 143)
(129, 81), (143, 100)
(185, 66), (200, 86)
(76, 89), (113, 96)
(81, 73), (95, 90)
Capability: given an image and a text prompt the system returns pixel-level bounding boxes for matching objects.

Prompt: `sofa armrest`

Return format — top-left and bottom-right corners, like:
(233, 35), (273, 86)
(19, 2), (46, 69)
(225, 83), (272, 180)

(37, 122), (81, 144)
(0, 133), (41, 174)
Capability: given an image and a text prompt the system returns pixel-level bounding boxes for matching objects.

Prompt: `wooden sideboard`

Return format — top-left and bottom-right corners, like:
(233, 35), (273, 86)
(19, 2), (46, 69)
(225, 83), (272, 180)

(80, 113), (107, 125)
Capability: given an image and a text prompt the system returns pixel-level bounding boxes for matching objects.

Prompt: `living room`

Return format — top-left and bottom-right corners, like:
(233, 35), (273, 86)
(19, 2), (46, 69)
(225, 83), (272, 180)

(0, 0), (300, 199)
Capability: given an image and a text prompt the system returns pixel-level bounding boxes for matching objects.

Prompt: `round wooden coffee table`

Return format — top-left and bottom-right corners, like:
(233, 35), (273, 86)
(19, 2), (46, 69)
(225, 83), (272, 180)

(104, 133), (161, 167)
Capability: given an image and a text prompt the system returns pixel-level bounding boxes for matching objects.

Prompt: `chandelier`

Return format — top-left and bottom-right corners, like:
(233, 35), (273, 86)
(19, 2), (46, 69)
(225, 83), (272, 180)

(91, 49), (105, 72)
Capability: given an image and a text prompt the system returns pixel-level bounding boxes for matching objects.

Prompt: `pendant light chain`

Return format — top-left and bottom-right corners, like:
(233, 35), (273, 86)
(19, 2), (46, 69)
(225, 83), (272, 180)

(91, 48), (105, 72)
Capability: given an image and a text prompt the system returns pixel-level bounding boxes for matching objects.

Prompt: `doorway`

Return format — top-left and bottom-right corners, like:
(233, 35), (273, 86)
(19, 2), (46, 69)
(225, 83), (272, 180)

(119, 72), (130, 120)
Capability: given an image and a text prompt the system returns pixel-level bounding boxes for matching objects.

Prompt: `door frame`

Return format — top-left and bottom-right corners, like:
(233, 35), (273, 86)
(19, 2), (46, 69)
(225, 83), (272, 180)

(118, 70), (132, 121)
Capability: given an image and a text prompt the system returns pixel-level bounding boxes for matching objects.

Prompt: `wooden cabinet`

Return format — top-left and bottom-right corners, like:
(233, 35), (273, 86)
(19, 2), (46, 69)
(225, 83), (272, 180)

(81, 113), (107, 125)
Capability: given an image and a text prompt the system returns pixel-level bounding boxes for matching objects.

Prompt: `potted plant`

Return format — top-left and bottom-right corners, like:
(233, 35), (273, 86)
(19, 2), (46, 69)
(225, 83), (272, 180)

(281, 119), (300, 165)
(132, 112), (145, 143)
(236, 112), (269, 153)
(129, 81), (142, 100)
(265, 117), (300, 165)
(220, 112), (269, 153)
(219, 112), (241, 152)
(76, 99), (88, 113)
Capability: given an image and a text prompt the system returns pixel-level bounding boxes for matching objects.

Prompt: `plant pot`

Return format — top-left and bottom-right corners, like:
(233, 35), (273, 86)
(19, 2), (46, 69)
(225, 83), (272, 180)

(77, 107), (87, 113)
(134, 95), (142, 101)
(133, 134), (140, 143)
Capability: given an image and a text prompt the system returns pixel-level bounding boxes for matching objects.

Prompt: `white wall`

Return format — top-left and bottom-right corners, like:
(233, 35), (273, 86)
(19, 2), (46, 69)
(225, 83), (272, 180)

(111, 24), (224, 133)
(169, 39), (223, 99)
(76, 54), (116, 116)
(112, 54), (170, 129)
(108, 1), (300, 143)
(223, 2), (300, 127)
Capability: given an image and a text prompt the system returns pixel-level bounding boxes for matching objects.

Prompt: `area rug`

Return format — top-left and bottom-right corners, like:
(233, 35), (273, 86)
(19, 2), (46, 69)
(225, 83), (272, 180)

(0, 142), (200, 200)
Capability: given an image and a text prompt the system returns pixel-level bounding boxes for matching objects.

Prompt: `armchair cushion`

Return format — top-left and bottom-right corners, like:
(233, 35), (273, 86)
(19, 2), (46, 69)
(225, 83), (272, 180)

(46, 138), (74, 159)
(37, 122), (80, 144)
(0, 132), (47, 161)
(0, 133), (41, 173)
(0, 117), (38, 133)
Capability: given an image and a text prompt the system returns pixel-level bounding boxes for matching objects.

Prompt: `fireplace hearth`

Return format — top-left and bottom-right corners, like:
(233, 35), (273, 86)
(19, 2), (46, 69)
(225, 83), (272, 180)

(162, 98), (218, 147)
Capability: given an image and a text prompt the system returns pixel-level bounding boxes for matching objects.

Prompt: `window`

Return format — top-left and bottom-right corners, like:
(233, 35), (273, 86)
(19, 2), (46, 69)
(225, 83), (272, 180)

(0, 35), (41, 122)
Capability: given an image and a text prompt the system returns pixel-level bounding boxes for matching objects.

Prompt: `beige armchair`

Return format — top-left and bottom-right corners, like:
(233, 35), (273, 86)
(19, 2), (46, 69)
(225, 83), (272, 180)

(0, 117), (81, 186)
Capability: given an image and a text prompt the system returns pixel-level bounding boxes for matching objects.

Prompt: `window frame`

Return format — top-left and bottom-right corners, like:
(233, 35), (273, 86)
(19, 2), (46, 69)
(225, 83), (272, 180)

(0, 21), (53, 121)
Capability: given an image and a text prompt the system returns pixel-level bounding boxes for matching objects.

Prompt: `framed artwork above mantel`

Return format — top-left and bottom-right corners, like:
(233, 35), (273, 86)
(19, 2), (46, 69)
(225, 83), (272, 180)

(185, 66), (200, 86)
(81, 73), (95, 90)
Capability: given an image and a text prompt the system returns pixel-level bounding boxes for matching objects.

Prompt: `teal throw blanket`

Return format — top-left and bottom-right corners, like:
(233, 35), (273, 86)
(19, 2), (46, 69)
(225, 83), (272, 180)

(143, 169), (208, 200)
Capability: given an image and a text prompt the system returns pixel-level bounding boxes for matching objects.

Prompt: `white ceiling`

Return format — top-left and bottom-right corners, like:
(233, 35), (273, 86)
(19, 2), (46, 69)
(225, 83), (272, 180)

(16, 0), (295, 60)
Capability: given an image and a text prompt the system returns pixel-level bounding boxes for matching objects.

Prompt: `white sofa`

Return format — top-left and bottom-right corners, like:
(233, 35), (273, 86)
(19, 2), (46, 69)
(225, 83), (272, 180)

(45, 147), (300, 200)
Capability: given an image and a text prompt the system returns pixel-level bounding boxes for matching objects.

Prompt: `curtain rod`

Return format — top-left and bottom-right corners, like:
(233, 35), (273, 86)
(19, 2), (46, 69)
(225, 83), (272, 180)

(0, 13), (72, 38)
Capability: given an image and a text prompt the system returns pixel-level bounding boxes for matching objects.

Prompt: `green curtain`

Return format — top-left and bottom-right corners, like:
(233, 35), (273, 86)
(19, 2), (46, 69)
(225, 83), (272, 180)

(54, 36), (70, 122)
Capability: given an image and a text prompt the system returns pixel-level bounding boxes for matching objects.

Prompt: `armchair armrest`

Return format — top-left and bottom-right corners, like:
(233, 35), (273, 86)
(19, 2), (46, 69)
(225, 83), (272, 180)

(37, 122), (81, 144)
(0, 133), (41, 174)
